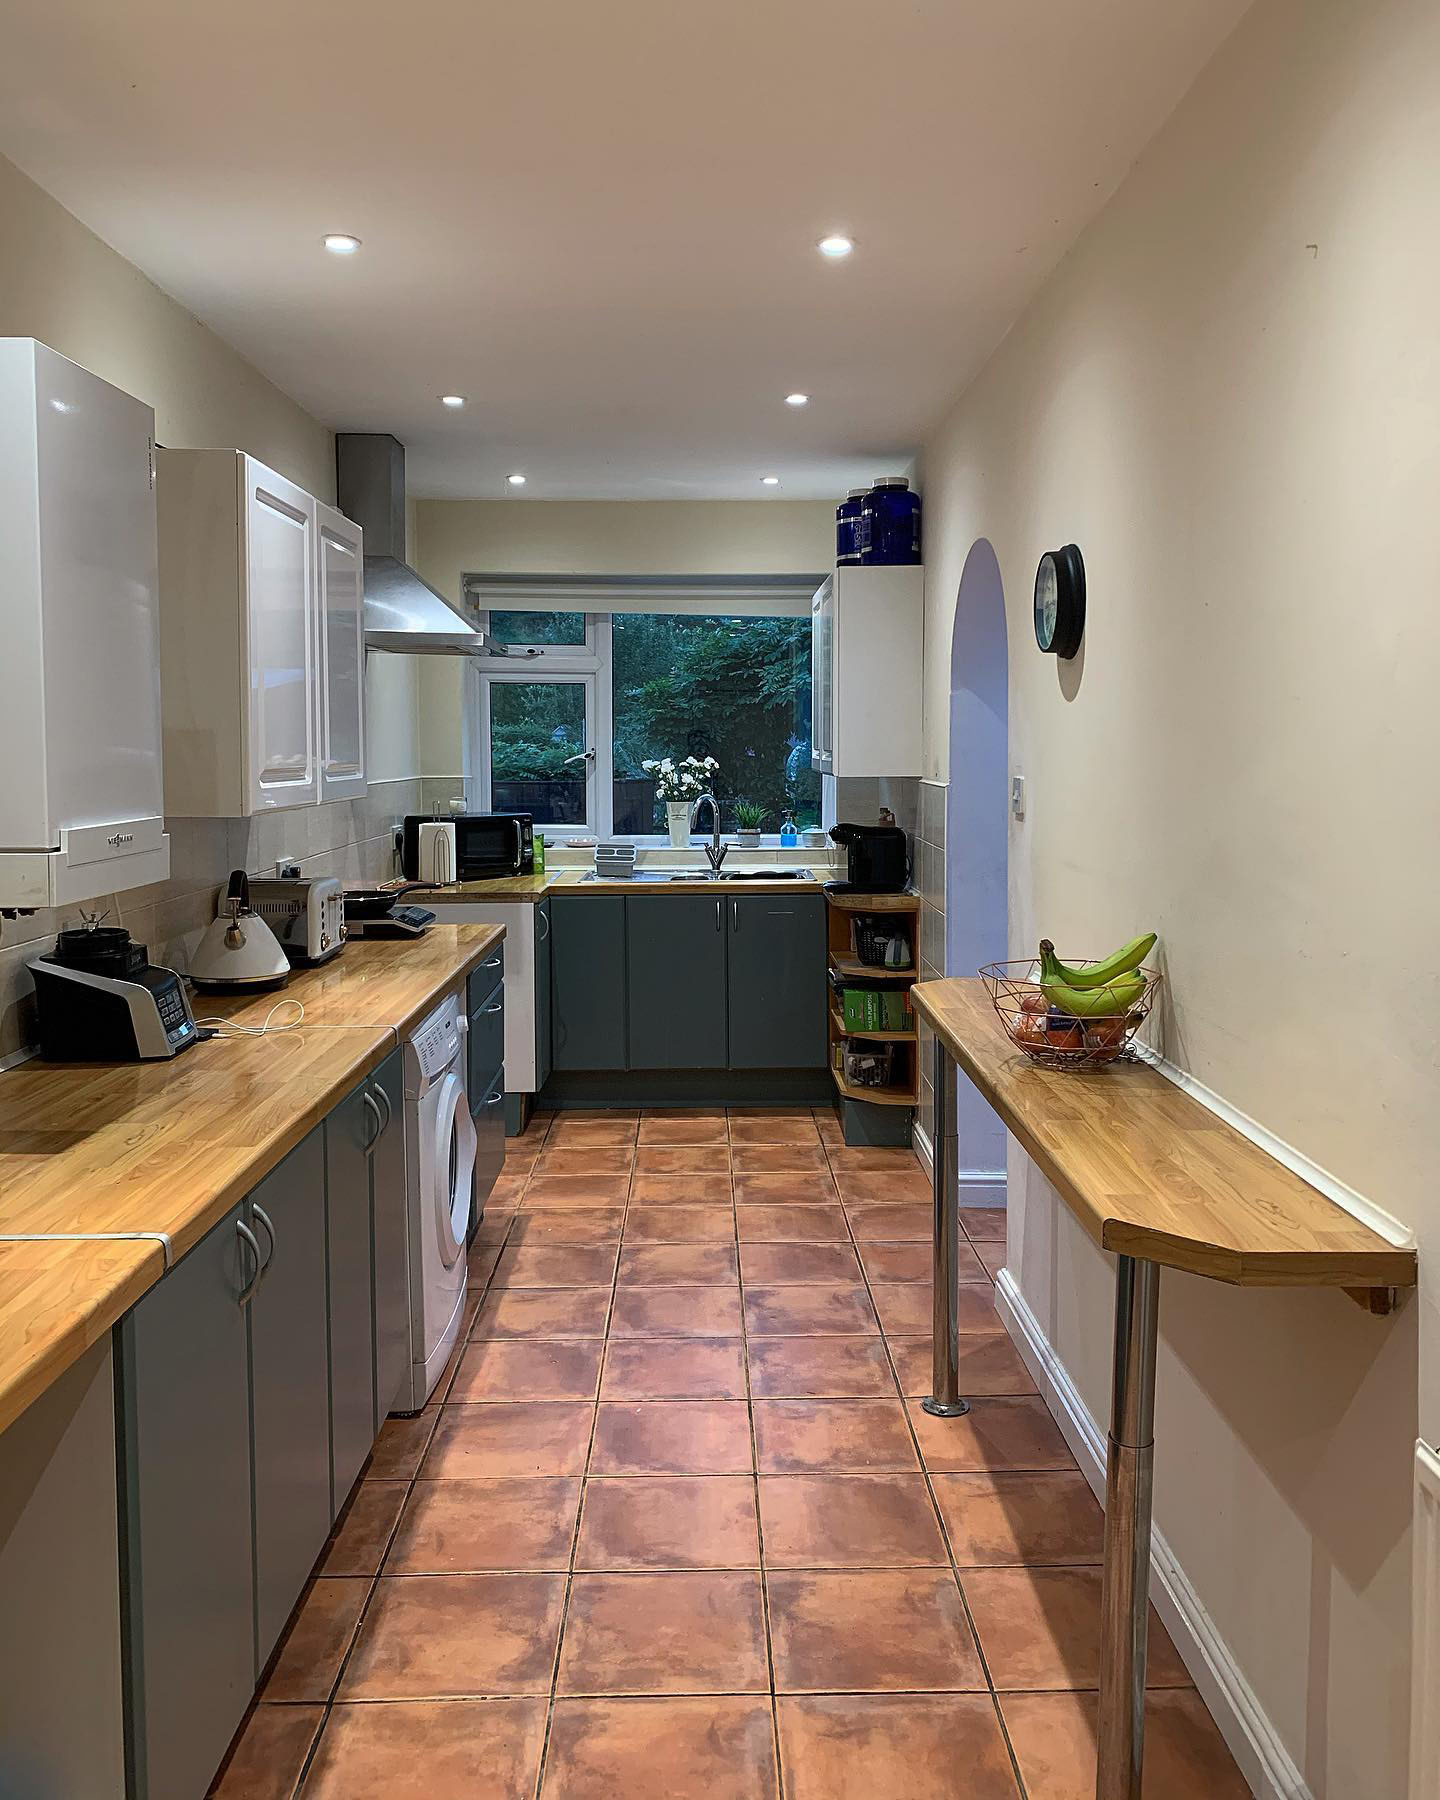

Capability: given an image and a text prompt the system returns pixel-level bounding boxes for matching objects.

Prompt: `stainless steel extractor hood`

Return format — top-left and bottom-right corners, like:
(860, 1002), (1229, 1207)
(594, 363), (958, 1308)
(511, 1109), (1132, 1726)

(336, 433), (488, 655)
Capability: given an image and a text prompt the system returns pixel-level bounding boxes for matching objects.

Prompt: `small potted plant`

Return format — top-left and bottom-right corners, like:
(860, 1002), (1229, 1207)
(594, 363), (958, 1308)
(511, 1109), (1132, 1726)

(733, 800), (767, 848)
(642, 754), (718, 847)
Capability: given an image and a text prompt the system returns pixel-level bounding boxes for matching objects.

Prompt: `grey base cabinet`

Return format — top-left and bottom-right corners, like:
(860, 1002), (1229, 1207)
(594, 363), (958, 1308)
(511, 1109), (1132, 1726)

(117, 1203), (255, 1800)
(726, 894), (827, 1067)
(325, 1083), (379, 1517)
(369, 1050), (407, 1424)
(626, 894), (728, 1068)
(552, 895), (627, 1069)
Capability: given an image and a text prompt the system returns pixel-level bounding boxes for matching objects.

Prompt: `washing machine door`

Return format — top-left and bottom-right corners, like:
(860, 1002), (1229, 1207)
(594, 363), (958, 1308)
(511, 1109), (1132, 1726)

(431, 1069), (477, 1268)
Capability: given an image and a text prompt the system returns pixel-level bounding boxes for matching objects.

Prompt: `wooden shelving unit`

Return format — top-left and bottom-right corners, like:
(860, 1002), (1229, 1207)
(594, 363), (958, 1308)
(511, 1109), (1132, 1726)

(825, 890), (923, 1110)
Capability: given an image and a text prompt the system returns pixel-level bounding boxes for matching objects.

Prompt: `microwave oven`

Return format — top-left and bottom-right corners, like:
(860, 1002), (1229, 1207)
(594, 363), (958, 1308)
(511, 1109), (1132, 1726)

(402, 813), (534, 882)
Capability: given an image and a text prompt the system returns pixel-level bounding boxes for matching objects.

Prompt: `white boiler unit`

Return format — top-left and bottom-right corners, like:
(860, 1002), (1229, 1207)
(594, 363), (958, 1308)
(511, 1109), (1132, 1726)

(0, 340), (169, 908)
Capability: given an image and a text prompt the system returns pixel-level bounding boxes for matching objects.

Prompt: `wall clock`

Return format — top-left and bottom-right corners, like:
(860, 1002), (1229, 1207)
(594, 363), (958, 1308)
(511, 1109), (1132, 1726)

(1034, 544), (1085, 658)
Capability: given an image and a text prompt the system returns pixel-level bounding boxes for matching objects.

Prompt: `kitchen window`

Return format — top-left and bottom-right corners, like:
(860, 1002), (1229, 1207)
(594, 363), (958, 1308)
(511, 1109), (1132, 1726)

(465, 578), (824, 840)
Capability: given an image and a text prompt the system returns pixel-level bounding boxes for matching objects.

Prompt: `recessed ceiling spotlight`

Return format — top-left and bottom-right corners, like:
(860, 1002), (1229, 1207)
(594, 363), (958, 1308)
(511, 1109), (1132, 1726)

(506, 473), (527, 486)
(761, 475), (781, 486)
(817, 234), (854, 259)
(785, 393), (809, 407)
(440, 394), (466, 408)
(323, 233), (362, 255)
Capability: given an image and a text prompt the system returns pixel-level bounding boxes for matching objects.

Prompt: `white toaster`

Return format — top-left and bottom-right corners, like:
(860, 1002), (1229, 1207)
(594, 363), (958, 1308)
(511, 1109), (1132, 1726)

(246, 875), (347, 965)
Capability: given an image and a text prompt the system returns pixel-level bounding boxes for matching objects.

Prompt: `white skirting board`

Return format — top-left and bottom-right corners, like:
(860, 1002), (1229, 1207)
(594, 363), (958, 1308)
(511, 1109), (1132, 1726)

(994, 1268), (1310, 1800)
(909, 1125), (1007, 1207)
(1413, 1441), (1440, 1800)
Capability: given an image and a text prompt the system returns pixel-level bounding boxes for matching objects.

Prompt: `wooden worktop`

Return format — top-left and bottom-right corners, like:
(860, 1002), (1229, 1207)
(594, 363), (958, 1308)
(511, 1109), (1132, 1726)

(910, 978), (1416, 1292)
(0, 924), (502, 1436)
(416, 868), (827, 900)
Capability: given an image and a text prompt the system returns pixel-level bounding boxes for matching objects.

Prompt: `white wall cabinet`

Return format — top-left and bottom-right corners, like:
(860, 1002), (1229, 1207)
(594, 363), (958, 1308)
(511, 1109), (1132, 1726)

(157, 450), (365, 816)
(810, 566), (924, 779)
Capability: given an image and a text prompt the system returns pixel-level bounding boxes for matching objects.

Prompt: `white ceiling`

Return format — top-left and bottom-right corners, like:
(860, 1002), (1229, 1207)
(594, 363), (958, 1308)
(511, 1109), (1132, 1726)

(0, 0), (1249, 500)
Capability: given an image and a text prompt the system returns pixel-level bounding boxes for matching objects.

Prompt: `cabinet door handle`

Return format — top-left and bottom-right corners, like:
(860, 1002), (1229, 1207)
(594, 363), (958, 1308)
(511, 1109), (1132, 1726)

(731, 898), (740, 931)
(537, 910), (550, 942)
(235, 1219), (262, 1307)
(483, 953), (502, 970)
(715, 899), (723, 932)
(372, 1081), (392, 1138)
(485, 1088), (504, 1108)
(481, 999), (503, 1016)
(250, 1203), (276, 1281)
(363, 1088), (384, 1153)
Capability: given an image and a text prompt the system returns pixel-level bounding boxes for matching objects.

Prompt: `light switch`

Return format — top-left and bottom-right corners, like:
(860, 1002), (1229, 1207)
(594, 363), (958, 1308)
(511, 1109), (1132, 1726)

(1010, 775), (1026, 821)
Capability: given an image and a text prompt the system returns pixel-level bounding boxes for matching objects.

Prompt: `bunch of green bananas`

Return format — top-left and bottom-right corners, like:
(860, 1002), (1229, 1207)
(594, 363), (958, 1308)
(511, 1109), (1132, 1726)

(1038, 932), (1155, 1019)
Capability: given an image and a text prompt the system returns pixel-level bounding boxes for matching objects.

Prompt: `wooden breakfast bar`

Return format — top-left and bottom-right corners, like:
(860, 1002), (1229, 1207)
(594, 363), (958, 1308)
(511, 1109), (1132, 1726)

(909, 977), (1416, 1800)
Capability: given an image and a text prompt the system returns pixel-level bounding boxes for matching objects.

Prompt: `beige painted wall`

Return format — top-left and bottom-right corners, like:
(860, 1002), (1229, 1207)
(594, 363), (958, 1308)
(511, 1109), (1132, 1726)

(918, 0), (1436, 1789)
(411, 498), (835, 773)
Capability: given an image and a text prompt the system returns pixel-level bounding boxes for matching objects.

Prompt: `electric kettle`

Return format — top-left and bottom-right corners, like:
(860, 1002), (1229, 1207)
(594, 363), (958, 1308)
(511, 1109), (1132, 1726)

(190, 870), (291, 991)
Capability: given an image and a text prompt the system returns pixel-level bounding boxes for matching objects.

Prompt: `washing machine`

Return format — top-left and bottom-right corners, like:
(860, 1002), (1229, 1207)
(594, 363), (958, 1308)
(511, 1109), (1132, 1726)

(401, 990), (477, 1409)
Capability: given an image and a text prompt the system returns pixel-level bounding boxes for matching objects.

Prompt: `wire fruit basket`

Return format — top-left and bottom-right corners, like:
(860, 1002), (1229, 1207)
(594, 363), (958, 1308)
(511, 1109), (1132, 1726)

(979, 959), (1162, 1069)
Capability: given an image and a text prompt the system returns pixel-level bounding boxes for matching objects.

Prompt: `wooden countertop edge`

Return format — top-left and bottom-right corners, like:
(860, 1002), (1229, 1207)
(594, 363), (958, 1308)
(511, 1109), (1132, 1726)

(911, 978), (1416, 1292)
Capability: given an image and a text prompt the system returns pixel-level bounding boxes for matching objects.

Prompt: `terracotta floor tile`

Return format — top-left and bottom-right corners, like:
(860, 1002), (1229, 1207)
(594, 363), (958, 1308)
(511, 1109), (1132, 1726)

(261, 1578), (369, 1703)
(753, 1399), (918, 1473)
(449, 1338), (603, 1402)
(534, 1146), (635, 1177)
(474, 1209), (517, 1246)
(732, 1172), (838, 1205)
(630, 1172), (734, 1207)
(617, 1243), (740, 1285)
(424, 1403), (594, 1477)
(738, 1241), (862, 1285)
(609, 1286), (744, 1337)
(577, 1476), (760, 1569)
(302, 1698), (546, 1799)
(635, 1145), (730, 1174)
(590, 1402), (754, 1475)
(860, 1240), (984, 1284)
(472, 1287), (612, 1339)
(601, 1338), (747, 1400)
(747, 1336), (897, 1399)
(388, 1478), (581, 1572)
(872, 1283), (993, 1338)
(759, 1473), (948, 1567)
(210, 1702), (322, 1798)
(961, 1205), (1008, 1242)
(730, 1142), (830, 1174)
(368, 1408), (439, 1479)
(1000, 1689), (1249, 1798)
(734, 1204), (850, 1242)
(504, 1144), (540, 1170)
(976, 1243), (1007, 1281)
(544, 1696), (778, 1800)
(637, 1112), (730, 1145)
(908, 1397), (1076, 1472)
(824, 1146), (926, 1172)
(339, 1573), (565, 1697)
(487, 1171), (529, 1207)
(890, 1331), (1037, 1397)
(557, 1572), (769, 1694)
(931, 1472), (1104, 1567)
(493, 1244), (620, 1288)
(728, 1116), (821, 1145)
(465, 1242), (503, 1292)
(832, 1169), (931, 1205)
(508, 1208), (626, 1246)
(767, 1570), (984, 1692)
(744, 1285), (879, 1336)
(523, 1174), (632, 1207)
(776, 1694), (1018, 1799)
(546, 1118), (640, 1148)
(964, 1568), (1189, 1691)
(843, 1201), (933, 1241)
(624, 1206), (736, 1243)
(319, 1479), (410, 1576)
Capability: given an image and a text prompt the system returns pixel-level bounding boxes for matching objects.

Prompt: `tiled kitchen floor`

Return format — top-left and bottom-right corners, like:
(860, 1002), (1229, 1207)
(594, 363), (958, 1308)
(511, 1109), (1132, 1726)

(212, 1106), (1251, 1799)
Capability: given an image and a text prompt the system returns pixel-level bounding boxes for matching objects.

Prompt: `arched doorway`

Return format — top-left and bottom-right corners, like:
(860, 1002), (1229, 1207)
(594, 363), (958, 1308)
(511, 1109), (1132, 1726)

(944, 538), (1009, 1190)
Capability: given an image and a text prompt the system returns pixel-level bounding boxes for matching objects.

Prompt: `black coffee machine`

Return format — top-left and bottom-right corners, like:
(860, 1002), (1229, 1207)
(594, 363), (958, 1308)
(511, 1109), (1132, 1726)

(826, 822), (911, 894)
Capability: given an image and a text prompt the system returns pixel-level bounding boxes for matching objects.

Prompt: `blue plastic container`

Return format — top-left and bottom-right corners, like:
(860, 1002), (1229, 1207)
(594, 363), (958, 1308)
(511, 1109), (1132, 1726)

(835, 487), (869, 565)
(864, 476), (921, 565)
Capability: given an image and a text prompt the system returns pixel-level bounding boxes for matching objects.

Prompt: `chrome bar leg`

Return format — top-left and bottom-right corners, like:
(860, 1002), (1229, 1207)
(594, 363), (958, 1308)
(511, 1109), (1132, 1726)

(923, 1034), (969, 1418)
(1096, 1255), (1161, 1800)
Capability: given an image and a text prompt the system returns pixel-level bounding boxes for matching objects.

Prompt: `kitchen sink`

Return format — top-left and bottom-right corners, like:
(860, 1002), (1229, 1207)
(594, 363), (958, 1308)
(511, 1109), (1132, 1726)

(582, 867), (813, 883)
(721, 868), (813, 880)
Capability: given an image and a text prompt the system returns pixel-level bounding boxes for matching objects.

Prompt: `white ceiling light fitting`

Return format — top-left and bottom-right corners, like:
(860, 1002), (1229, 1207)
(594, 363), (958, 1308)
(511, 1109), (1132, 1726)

(440, 394), (466, 408)
(506, 473), (527, 487)
(761, 475), (780, 486)
(323, 233), (362, 255)
(816, 234), (853, 259)
(785, 393), (809, 407)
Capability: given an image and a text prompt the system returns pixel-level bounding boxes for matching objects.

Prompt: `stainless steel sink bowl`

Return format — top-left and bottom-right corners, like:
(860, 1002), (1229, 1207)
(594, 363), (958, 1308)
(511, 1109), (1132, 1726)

(721, 868), (813, 880)
(581, 866), (813, 883)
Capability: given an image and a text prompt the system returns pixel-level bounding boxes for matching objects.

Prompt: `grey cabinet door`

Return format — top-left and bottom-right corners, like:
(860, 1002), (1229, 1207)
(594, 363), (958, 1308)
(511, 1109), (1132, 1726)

(118, 1204), (254, 1800)
(626, 894), (728, 1069)
(370, 1049), (408, 1424)
(474, 1070), (506, 1203)
(727, 893), (827, 1068)
(248, 1126), (332, 1671)
(324, 1080), (376, 1517)
(536, 898), (554, 1088)
(551, 894), (627, 1069)
(468, 976), (505, 1101)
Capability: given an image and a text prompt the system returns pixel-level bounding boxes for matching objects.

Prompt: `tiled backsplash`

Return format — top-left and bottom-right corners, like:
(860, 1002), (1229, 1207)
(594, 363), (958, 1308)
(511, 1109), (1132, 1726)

(0, 777), (422, 1063)
(916, 777), (947, 1153)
